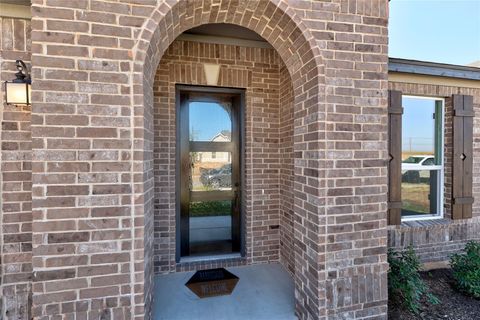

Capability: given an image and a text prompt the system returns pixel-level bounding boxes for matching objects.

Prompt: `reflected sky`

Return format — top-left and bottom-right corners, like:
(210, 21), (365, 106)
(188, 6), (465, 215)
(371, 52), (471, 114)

(189, 102), (231, 141)
(402, 97), (437, 154)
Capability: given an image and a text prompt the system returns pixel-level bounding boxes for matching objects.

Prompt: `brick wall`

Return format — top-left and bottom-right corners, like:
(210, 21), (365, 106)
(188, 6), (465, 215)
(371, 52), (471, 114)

(279, 65), (295, 275)
(29, 0), (142, 317)
(0, 17), (32, 320)
(138, 0), (390, 315)
(141, 0), (391, 316)
(2, 1), (472, 318)
(388, 80), (480, 262)
(16, 0), (391, 319)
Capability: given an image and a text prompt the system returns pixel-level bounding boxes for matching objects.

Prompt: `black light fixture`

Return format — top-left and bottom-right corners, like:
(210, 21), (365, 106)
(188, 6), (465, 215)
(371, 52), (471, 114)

(4, 60), (31, 105)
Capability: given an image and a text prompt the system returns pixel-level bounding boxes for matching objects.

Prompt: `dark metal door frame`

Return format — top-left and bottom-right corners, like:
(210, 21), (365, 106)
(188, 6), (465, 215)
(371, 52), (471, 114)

(175, 84), (245, 261)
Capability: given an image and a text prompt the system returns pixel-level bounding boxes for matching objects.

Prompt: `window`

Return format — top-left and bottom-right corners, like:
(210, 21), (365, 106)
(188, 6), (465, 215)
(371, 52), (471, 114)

(401, 96), (444, 219)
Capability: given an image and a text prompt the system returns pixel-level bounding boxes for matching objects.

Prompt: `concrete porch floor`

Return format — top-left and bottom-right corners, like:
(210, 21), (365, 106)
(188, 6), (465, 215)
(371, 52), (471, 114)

(153, 263), (296, 320)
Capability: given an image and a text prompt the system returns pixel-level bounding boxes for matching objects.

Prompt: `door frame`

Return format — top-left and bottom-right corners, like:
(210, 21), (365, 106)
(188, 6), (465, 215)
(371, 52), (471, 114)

(175, 84), (246, 262)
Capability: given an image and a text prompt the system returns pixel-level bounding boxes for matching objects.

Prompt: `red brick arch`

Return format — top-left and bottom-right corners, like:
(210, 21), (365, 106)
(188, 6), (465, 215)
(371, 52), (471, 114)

(132, 1), (326, 319)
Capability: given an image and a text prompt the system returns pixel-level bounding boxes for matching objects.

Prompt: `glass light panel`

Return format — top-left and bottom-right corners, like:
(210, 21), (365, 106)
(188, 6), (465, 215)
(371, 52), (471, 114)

(190, 152), (232, 191)
(401, 97), (442, 165)
(189, 101), (232, 142)
(189, 200), (233, 256)
(401, 170), (439, 216)
(5, 82), (31, 105)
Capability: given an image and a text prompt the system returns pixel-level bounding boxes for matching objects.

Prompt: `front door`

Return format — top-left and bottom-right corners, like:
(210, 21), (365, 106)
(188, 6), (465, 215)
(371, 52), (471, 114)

(177, 85), (243, 259)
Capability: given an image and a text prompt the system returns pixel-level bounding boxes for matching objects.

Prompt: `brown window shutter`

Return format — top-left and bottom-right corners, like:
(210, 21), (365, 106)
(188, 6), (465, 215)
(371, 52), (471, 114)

(388, 90), (403, 225)
(452, 94), (474, 219)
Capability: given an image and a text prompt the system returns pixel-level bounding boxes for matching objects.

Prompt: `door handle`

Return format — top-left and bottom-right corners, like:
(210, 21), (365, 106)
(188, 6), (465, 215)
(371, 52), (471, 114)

(233, 188), (240, 210)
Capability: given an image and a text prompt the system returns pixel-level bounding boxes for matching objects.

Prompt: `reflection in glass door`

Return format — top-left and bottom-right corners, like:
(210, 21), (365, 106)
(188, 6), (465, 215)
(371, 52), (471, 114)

(177, 86), (243, 258)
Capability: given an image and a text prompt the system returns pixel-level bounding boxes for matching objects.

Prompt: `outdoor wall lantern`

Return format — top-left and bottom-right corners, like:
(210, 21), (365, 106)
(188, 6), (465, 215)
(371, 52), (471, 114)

(4, 60), (31, 106)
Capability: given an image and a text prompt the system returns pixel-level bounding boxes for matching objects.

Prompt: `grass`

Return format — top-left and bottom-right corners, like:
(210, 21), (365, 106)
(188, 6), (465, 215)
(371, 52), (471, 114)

(402, 151), (433, 160)
(402, 182), (430, 214)
(190, 201), (231, 217)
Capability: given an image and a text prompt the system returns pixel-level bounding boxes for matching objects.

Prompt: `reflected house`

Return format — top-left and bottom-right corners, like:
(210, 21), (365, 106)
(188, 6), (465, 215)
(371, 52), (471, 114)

(196, 131), (232, 163)
(192, 130), (232, 191)
(190, 131), (233, 256)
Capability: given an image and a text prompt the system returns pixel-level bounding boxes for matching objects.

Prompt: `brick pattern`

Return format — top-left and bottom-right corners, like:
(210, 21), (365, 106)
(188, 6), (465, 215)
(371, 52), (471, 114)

(152, 39), (286, 274)
(137, 0), (391, 316)
(23, 0), (391, 319)
(279, 65), (295, 275)
(135, 2), (331, 319)
(7, 1), (476, 318)
(321, 7), (390, 320)
(0, 17), (32, 320)
(389, 217), (480, 262)
(29, 0), (148, 318)
(388, 81), (480, 262)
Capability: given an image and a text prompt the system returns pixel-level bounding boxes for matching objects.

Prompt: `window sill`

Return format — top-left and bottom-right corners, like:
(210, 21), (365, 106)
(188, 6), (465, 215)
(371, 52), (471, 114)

(400, 218), (452, 229)
(388, 216), (479, 233)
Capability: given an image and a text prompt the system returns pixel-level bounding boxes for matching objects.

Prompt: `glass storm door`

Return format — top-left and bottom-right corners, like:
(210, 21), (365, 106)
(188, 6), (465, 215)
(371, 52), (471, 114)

(178, 86), (242, 258)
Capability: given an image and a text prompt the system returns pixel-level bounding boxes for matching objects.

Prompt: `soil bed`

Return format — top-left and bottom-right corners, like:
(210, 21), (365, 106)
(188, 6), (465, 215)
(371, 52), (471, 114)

(389, 268), (480, 320)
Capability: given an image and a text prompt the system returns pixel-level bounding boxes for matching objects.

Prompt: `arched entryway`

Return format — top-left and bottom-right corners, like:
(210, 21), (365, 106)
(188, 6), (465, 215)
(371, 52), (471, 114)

(151, 27), (298, 273)
(132, 1), (326, 319)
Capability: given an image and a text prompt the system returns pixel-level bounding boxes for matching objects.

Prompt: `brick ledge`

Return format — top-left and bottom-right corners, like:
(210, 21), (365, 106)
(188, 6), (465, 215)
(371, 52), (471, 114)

(387, 216), (480, 230)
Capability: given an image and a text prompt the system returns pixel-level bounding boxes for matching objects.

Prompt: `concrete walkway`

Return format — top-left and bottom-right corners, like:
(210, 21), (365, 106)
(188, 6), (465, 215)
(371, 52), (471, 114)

(153, 263), (296, 320)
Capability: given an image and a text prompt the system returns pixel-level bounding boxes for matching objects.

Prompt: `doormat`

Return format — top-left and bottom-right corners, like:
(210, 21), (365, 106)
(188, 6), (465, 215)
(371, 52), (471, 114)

(185, 268), (239, 298)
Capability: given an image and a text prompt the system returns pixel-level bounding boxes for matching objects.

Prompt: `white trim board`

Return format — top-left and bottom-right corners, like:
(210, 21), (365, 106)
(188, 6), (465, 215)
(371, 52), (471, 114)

(401, 96), (445, 222)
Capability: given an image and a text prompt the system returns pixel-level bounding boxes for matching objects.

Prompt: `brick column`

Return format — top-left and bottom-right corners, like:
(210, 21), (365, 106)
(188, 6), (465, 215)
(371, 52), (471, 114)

(29, 0), (157, 318)
(313, 2), (390, 318)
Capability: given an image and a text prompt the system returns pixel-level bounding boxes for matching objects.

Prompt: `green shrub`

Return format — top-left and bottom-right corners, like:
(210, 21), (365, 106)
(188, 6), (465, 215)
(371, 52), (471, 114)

(450, 240), (480, 298)
(388, 246), (439, 313)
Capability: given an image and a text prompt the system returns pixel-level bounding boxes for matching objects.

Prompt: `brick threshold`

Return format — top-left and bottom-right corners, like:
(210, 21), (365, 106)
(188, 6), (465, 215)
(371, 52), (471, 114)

(176, 254), (247, 272)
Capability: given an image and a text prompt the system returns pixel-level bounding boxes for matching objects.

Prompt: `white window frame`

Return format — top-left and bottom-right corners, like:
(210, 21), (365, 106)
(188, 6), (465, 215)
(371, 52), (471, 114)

(401, 95), (445, 221)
